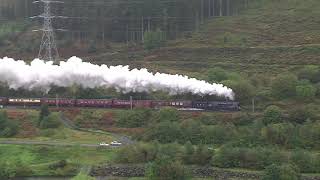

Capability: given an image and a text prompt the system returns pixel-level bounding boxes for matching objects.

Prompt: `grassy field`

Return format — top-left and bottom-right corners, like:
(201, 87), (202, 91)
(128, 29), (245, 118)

(1, 109), (115, 144)
(0, 144), (115, 176)
(0, 127), (114, 144)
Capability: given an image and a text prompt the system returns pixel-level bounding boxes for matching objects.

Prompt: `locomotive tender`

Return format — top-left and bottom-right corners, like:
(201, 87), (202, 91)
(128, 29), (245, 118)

(0, 97), (240, 111)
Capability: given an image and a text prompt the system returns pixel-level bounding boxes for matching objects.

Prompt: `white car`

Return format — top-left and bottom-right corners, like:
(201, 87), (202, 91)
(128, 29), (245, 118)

(110, 141), (122, 146)
(99, 142), (110, 146)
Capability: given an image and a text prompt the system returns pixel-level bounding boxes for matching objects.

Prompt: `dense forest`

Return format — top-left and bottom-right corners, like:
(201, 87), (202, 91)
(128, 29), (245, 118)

(0, 0), (250, 42)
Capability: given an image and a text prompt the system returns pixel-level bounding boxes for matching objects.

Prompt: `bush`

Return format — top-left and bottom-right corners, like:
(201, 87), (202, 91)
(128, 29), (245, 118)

(115, 143), (158, 164)
(212, 147), (272, 169)
(201, 124), (236, 145)
(183, 141), (194, 164)
(192, 144), (212, 165)
(290, 150), (317, 173)
(0, 111), (18, 137)
(271, 74), (298, 99)
(262, 164), (300, 180)
(49, 160), (67, 170)
(207, 67), (228, 82)
(297, 65), (320, 83)
(39, 104), (50, 122)
(158, 107), (179, 122)
(146, 155), (190, 180)
(222, 80), (255, 102)
(261, 123), (297, 148)
(39, 113), (61, 129)
(263, 105), (282, 125)
(295, 83), (316, 99)
(117, 108), (152, 128)
(180, 119), (202, 144)
(145, 121), (182, 143)
(298, 121), (320, 149)
(288, 106), (314, 124)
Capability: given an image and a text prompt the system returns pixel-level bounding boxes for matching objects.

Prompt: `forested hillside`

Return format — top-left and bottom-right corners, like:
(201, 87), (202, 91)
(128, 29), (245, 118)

(0, 0), (248, 42)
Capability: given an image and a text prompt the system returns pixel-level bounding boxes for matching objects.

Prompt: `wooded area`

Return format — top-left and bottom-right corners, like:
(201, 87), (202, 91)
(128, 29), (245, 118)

(0, 0), (249, 42)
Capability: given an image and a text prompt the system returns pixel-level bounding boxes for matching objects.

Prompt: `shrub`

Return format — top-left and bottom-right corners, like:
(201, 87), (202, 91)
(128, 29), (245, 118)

(39, 104), (50, 122)
(262, 164), (300, 180)
(180, 119), (202, 144)
(290, 150), (316, 173)
(212, 147), (272, 169)
(49, 160), (67, 170)
(0, 112), (18, 137)
(192, 144), (212, 165)
(295, 83), (316, 99)
(183, 141), (194, 164)
(207, 67), (228, 82)
(263, 105), (282, 125)
(145, 121), (182, 143)
(298, 121), (320, 149)
(222, 80), (255, 102)
(115, 143), (158, 164)
(158, 107), (179, 122)
(288, 106), (314, 124)
(201, 124), (236, 145)
(39, 113), (61, 129)
(146, 155), (190, 180)
(117, 108), (152, 128)
(297, 65), (320, 83)
(261, 123), (297, 148)
(271, 73), (298, 99)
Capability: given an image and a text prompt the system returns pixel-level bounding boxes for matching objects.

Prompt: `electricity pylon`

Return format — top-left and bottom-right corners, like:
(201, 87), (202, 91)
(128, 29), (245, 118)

(31, 0), (63, 63)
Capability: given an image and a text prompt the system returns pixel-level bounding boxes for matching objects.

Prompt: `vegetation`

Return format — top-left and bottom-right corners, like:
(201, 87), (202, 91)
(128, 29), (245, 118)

(0, 144), (114, 178)
(71, 171), (96, 180)
(144, 30), (166, 50)
(1, 0), (320, 179)
(146, 155), (190, 180)
(0, 111), (18, 137)
(36, 105), (61, 129)
(262, 164), (300, 180)
(117, 108), (152, 128)
(0, 0), (248, 45)
(263, 105), (282, 125)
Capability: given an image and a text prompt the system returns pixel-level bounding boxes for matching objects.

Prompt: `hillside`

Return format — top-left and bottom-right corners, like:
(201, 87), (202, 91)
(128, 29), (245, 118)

(87, 0), (320, 77)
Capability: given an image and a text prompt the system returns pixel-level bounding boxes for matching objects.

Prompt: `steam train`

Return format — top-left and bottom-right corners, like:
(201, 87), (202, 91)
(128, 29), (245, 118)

(0, 97), (240, 111)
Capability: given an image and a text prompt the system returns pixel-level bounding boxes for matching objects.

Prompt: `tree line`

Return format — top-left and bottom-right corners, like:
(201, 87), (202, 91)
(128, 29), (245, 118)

(0, 0), (250, 42)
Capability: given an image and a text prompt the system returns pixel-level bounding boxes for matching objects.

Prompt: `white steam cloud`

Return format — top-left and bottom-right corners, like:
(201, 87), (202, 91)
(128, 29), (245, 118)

(0, 56), (234, 99)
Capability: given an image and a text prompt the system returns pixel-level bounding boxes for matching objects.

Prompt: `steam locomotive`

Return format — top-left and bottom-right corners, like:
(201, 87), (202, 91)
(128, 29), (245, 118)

(0, 97), (240, 111)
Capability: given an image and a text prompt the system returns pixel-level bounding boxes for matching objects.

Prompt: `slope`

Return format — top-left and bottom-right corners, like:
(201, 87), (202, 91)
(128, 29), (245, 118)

(96, 0), (320, 78)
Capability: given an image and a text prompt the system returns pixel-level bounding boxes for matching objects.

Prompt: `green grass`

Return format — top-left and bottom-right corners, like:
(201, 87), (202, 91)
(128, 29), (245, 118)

(0, 127), (114, 144)
(0, 144), (115, 176)
(2, 109), (115, 144)
(0, 144), (115, 165)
